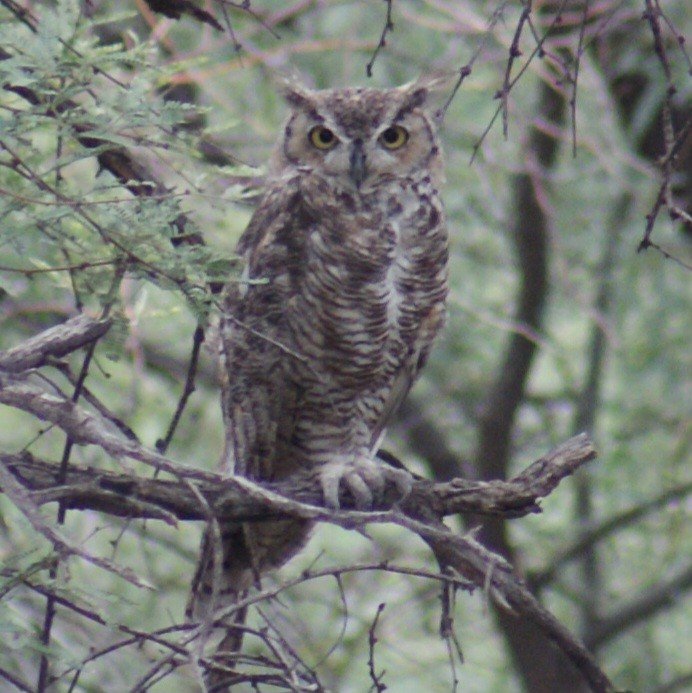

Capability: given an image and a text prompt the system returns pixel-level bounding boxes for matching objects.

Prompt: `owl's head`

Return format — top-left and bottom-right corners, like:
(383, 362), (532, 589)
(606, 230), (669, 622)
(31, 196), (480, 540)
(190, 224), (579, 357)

(270, 76), (446, 191)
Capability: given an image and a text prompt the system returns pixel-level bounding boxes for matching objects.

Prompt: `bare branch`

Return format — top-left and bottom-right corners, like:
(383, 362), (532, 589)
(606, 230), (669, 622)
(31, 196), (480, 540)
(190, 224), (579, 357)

(0, 318), (610, 690)
(409, 520), (614, 693)
(367, 603), (387, 692)
(0, 314), (594, 518)
(0, 665), (32, 693)
(1, 435), (596, 524)
(0, 373), (215, 483)
(0, 460), (150, 588)
(0, 315), (112, 373)
(0, 427), (611, 690)
(366, 0), (395, 78)
(156, 324), (206, 454)
(638, 0), (692, 259)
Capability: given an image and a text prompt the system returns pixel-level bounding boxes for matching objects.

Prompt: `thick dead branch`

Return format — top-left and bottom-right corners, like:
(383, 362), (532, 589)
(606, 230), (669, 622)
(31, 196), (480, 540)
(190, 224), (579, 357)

(405, 518), (614, 693)
(0, 314), (112, 372)
(0, 315), (612, 692)
(0, 435), (595, 524)
(0, 312), (595, 520)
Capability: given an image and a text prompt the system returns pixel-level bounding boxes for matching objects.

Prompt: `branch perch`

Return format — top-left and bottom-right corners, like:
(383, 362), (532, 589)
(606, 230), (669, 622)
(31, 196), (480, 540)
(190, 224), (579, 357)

(0, 434), (595, 525)
(0, 316), (612, 692)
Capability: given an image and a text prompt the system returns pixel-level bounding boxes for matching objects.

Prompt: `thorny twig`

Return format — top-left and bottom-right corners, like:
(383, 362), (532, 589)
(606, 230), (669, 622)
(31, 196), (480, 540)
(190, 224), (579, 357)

(438, 1), (508, 122)
(638, 0), (692, 260)
(471, 0), (572, 162)
(156, 324), (206, 454)
(570, 0), (590, 157)
(366, 0), (395, 77)
(367, 603), (387, 692)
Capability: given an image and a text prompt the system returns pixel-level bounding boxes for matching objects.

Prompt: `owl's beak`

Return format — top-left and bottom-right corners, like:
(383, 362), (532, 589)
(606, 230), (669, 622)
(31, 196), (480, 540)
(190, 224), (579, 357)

(349, 139), (367, 189)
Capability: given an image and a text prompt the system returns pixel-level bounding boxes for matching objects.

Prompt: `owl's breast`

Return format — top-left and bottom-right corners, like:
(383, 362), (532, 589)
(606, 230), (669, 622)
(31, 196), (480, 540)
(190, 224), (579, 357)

(292, 175), (448, 385)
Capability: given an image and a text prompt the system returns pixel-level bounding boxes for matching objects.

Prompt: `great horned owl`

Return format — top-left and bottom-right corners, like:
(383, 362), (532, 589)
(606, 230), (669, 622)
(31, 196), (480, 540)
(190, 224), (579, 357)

(188, 75), (449, 676)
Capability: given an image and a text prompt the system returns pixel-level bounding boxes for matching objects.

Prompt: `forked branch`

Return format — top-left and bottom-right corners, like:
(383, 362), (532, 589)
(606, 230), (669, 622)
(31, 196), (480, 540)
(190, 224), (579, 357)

(0, 315), (611, 693)
(1, 433), (594, 524)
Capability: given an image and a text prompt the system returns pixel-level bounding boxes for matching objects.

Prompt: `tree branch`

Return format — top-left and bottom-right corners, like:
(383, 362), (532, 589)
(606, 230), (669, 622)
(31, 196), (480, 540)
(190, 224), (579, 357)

(0, 314), (112, 372)
(0, 314), (612, 692)
(0, 315), (595, 521)
(408, 517), (614, 693)
(0, 434), (595, 523)
(0, 437), (612, 691)
(0, 460), (149, 587)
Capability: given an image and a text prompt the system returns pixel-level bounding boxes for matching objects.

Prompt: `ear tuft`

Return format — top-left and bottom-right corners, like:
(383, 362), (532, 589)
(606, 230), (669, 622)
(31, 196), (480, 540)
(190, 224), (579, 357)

(271, 69), (316, 110)
(398, 72), (454, 113)
(410, 71), (455, 92)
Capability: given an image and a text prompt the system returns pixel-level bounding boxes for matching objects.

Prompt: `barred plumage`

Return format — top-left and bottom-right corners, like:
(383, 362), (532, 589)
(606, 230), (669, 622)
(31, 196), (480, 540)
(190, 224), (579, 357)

(188, 76), (449, 685)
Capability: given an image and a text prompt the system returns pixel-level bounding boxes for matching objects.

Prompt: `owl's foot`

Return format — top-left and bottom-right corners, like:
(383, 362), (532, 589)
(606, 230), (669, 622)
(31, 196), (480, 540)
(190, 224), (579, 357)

(319, 452), (413, 510)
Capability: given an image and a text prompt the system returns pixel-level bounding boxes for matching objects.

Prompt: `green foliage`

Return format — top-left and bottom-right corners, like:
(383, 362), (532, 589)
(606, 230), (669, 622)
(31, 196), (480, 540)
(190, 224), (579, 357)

(0, 0), (241, 327)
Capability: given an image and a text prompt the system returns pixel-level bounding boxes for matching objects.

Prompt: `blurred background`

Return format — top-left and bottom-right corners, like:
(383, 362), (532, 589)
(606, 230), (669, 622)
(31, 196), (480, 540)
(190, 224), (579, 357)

(0, 1), (690, 691)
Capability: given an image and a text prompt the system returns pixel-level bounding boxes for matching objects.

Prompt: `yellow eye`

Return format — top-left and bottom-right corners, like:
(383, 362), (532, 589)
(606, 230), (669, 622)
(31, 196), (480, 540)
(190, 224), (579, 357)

(379, 125), (409, 149)
(309, 125), (338, 150)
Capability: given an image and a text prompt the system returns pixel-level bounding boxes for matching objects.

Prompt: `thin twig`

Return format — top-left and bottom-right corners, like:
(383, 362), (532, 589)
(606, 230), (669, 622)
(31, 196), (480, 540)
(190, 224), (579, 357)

(638, 0), (691, 258)
(0, 461), (150, 588)
(366, 0), (394, 78)
(499, 2), (533, 139)
(156, 324), (206, 454)
(471, 0), (571, 162)
(571, 0), (590, 158)
(0, 666), (33, 693)
(439, 0), (507, 123)
(367, 603), (387, 693)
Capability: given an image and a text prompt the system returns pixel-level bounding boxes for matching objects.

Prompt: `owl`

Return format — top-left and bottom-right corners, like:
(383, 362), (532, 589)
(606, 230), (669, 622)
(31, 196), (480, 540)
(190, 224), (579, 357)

(188, 76), (449, 677)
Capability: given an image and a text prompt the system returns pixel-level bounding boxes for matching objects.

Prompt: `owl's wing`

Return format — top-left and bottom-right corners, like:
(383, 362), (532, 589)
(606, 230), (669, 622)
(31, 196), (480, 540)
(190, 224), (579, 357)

(219, 175), (312, 482)
(369, 367), (414, 451)
(368, 308), (444, 451)
(189, 178), (313, 633)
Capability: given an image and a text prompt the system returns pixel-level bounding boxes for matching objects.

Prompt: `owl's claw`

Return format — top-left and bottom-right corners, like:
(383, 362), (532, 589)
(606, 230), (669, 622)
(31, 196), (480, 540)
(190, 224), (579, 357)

(319, 453), (413, 510)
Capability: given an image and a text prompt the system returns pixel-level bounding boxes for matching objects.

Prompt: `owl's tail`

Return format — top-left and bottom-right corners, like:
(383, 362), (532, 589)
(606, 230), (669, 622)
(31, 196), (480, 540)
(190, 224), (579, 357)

(186, 521), (254, 688)
(186, 518), (312, 690)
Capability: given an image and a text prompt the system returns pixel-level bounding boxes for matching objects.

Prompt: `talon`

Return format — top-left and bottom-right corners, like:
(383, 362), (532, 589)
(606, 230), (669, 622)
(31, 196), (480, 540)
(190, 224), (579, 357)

(345, 472), (374, 509)
(320, 469), (341, 510)
(318, 452), (413, 510)
(388, 466), (413, 499)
